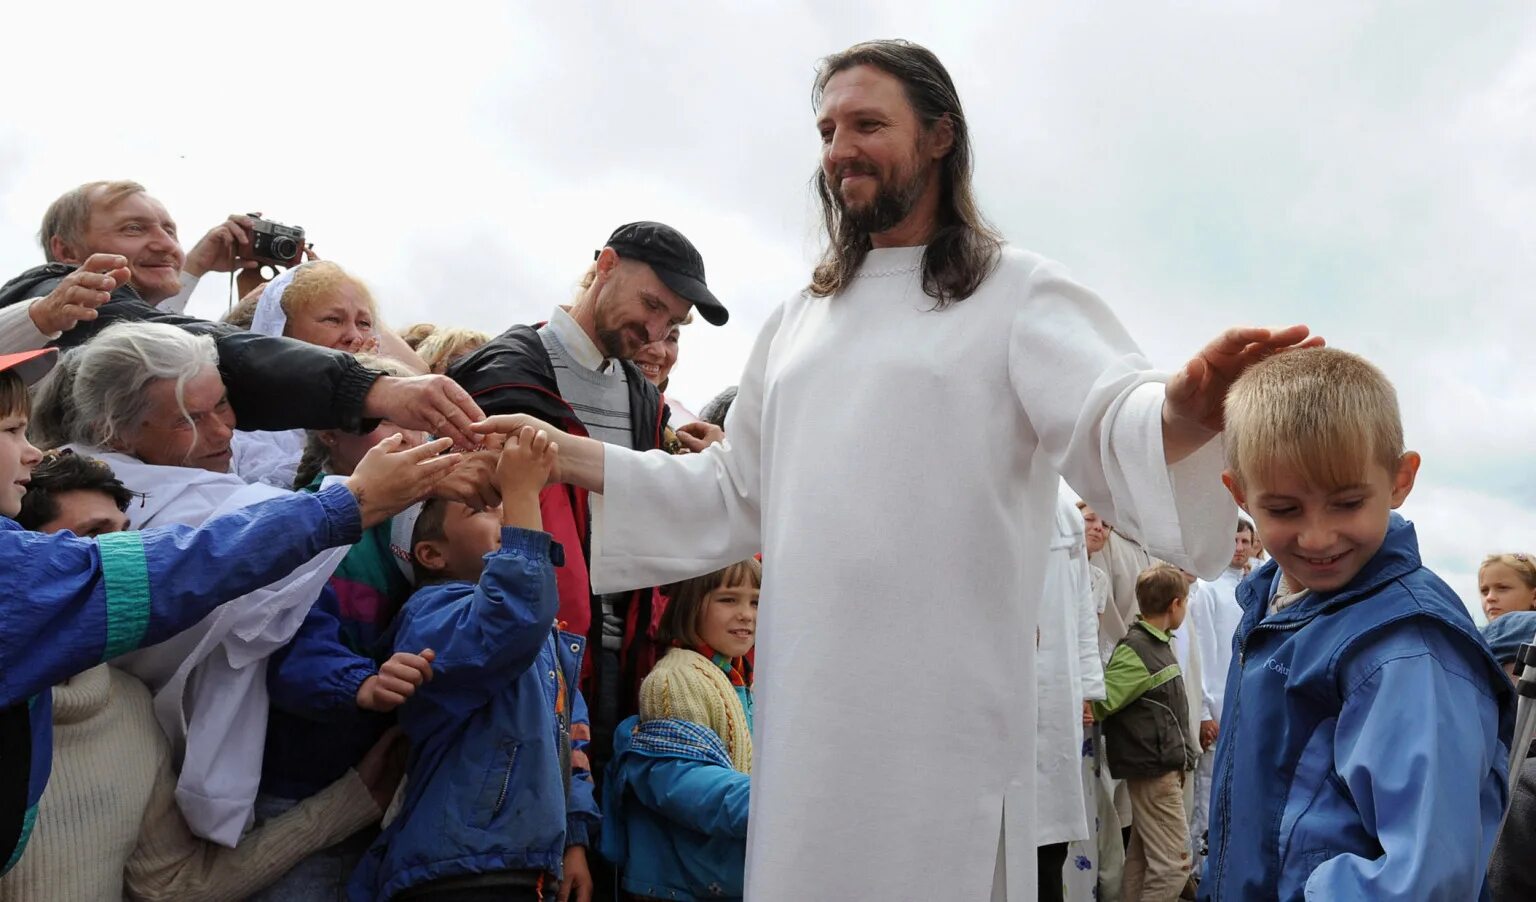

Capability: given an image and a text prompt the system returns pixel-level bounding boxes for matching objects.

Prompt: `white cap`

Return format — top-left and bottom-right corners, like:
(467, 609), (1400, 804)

(387, 502), (426, 584)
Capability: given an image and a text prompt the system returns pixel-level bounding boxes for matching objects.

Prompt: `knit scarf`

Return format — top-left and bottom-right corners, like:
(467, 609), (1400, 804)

(641, 647), (753, 773)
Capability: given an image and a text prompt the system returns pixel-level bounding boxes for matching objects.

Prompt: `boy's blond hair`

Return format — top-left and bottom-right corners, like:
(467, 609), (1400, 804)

(1224, 347), (1403, 490)
(1135, 563), (1187, 616)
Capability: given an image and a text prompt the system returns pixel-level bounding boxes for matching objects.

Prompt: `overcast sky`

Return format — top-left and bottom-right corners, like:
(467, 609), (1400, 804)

(2, 2), (1533, 616)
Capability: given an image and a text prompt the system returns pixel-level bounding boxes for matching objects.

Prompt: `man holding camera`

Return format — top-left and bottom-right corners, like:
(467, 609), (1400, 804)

(0, 180), (485, 445)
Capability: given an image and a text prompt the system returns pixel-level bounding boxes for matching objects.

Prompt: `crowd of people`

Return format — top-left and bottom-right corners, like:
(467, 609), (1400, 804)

(0, 36), (1532, 902)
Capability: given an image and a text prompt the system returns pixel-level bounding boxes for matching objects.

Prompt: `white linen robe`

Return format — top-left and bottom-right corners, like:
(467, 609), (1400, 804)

(589, 245), (1235, 900)
(1036, 492), (1107, 848)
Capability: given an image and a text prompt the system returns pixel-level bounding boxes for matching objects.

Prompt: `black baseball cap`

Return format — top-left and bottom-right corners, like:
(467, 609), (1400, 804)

(598, 221), (729, 326)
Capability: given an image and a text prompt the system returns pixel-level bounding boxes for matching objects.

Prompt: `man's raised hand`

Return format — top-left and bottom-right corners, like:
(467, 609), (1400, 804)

(1163, 325), (1324, 461)
(344, 433), (461, 527)
(30, 253), (131, 335)
(363, 375), (486, 450)
(183, 213), (260, 278)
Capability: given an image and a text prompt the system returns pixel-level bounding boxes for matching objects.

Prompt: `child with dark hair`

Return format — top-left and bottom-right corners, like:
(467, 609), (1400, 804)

(600, 559), (760, 902)
(1095, 562), (1199, 902)
(14, 449), (134, 536)
(351, 426), (600, 901)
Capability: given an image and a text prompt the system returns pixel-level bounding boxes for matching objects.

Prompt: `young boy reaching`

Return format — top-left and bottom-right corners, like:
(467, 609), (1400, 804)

(351, 425), (600, 902)
(1202, 348), (1512, 900)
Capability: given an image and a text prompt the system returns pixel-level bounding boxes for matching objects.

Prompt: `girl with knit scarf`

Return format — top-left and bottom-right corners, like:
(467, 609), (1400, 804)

(600, 559), (760, 902)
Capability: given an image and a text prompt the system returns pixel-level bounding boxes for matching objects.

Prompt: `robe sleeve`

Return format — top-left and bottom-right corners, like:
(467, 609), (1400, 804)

(588, 304), (785, 594)
(1008, 260), (1234, 579)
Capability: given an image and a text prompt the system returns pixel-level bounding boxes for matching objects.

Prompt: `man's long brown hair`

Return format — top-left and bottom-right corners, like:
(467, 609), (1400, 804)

(809, 40), (1002, 308)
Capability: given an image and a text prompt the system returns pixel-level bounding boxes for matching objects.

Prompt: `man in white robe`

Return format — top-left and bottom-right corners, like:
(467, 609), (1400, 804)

(477, 40), (1318, 901)
(1037, 492), (1107, 901)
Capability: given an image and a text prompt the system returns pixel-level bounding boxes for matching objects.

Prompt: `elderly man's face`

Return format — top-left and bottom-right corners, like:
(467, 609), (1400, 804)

(592, 260), (692, 361)
(62, 190), (186, 304)
(125, 366), (237, 472)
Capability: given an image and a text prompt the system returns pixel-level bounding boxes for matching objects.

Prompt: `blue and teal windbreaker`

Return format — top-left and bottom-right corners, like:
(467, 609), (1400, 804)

(0, 483), (361, 875)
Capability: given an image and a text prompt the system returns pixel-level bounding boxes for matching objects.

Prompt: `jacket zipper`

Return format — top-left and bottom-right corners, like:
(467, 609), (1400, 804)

(1210, 618), (1305, 889)
(492, 745), (519, 819)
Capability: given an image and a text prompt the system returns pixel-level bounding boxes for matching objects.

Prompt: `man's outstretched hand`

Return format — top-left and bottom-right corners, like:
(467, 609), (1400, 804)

(363, 375), (485, 449)
(1163, 325), (1324, 462)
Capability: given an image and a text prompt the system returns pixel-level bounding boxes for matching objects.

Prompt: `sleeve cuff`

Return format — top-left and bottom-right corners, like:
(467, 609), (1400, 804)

(316, 483), (364, 545)
(0, 298), (59, 353)
(564, 815), (594, 848)
(500, 527), (560, 564)
(155, 272), (201, 314)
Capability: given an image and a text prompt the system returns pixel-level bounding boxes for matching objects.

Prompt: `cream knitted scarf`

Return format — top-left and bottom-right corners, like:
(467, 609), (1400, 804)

(639, 648), (753, 773)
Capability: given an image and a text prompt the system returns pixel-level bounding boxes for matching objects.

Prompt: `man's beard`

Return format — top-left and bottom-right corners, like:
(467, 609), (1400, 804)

(595, 323), (646, 360)
(835, 161), (930, 235)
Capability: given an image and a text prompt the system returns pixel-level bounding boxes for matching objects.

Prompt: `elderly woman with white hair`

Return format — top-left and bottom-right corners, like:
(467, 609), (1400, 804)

(37, 321), (418, 849)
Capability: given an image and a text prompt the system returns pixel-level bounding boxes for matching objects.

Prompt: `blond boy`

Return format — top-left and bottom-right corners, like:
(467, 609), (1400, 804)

(1201, 348), (1512, 900)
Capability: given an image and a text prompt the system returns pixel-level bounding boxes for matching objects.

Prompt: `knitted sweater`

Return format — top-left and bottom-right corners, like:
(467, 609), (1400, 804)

(639, 649), (753, 773)
(0, 665), (379, 901)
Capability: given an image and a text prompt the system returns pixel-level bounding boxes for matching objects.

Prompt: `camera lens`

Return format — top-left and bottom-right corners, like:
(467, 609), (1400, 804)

(271, 236), (299, 260)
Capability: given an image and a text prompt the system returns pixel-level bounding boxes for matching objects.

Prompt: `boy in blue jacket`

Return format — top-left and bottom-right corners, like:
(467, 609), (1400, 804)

(351, 425), (600, 902)
(1202, 348), (1512, 901)
(0, 347), (459, 876)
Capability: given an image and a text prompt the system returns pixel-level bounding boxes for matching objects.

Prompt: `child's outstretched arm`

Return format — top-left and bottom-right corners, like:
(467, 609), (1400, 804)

(266, 588), (381, 720)
(1306, 622), (1507, 899)
(394, 426), (562, 722)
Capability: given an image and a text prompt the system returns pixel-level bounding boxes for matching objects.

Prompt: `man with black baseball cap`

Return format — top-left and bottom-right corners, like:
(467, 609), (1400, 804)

(445, 223), (728, 883)
(603, 221), (729, 328)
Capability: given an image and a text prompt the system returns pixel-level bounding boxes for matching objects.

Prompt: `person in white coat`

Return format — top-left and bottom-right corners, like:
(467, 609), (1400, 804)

(476, 40), (1318, 900)
(1186, 517), (1254, 872)
(46, 322), (351, 846)
(1037, 492), (1107, 902)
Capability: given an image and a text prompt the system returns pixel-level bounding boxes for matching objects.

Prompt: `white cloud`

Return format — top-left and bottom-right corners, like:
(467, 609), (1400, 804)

(2, 1), (1533, 602)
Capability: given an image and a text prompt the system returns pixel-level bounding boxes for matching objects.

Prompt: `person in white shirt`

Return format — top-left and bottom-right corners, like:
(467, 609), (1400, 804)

(1187, 517), (1255, 872)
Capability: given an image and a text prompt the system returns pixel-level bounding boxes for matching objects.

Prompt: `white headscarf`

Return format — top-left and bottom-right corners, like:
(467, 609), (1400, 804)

(249, 263), (309, 337)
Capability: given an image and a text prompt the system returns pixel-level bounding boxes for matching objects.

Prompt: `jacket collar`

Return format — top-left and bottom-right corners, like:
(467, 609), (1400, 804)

(1239, 513), (1422, 626)
(1134, 618), (1174, 643)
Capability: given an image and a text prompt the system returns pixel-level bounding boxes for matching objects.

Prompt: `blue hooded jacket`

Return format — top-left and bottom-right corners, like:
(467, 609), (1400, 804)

(1202, 516), (1513, 901)
(349, 528), (601, 901)
(601, 716), (751, 901)
(0, 484), (362, 875)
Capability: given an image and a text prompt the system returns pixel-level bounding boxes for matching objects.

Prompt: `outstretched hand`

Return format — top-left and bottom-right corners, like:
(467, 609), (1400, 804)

(345, 434), (461, 527)
(363, 375), (486, 450)
(1163, 325), (1324, 461)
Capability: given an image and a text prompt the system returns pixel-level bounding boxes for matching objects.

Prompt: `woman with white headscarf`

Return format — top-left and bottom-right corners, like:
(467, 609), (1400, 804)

(228, 262), (427, 487)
